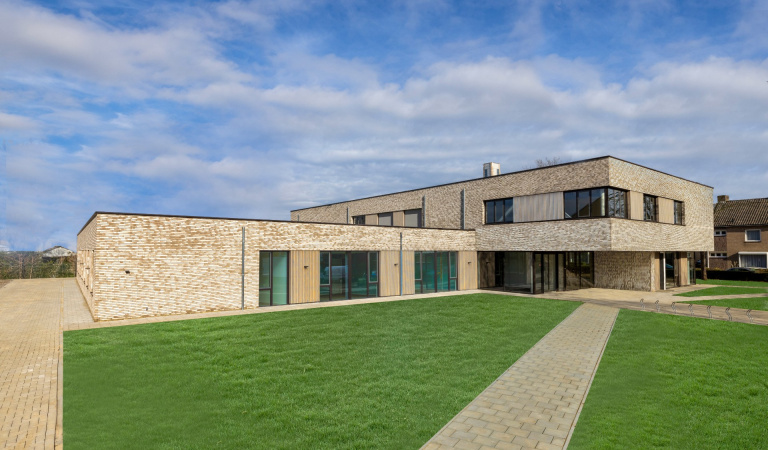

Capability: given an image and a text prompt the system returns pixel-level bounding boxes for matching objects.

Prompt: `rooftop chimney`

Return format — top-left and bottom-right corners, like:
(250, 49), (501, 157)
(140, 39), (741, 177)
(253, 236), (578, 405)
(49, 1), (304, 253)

(717, 195), (729, 203)
(483, 162), (501, 178)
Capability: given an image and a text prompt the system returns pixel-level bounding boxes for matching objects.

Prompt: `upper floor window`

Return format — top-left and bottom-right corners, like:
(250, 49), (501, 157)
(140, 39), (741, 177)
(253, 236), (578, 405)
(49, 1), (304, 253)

(485, 198), (513, 224)
(404, 209), (422, 228)
(674, 201), (684, 225)
(378, 212), (393, 227)
(709, 252), (726, 258)
(564, 187), (627, 219)
(352, 215), (365, 225)
(714, 230), (726, 236)
(643, 195), (657, 222)
(746, 229), (761, 242)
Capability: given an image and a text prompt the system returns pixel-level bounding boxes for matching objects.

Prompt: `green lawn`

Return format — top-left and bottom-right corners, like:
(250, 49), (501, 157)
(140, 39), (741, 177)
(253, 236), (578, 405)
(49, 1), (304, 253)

(569, 310), (768, 449)
(64, 294), (579, 449)
(675, 286), (768, 297)
(680, 297), (768, 312)
(696, 278), (768, 288)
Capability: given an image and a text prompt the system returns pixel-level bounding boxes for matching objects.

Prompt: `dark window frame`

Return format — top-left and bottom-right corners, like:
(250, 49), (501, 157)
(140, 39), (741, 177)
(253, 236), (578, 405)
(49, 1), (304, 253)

(674, 200), (684, 225)
(378, 212), (393, 226)
(404, 209), (422, 228)
(484, 198), (514, 224)
(643, 195), (658, 222)
(319, 251), (379, 302)
(564, 187), (627, 220)
(259, 250), (290, 306)
(352, 215), (365, 225)
(414, 251), (458, 293)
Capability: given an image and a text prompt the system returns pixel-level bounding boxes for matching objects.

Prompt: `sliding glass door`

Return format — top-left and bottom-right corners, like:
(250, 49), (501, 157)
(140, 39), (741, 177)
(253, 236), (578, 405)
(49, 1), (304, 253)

(414, 251), (458, 294)
(259, 251), (289, 306)
(320, 251), (379, 302)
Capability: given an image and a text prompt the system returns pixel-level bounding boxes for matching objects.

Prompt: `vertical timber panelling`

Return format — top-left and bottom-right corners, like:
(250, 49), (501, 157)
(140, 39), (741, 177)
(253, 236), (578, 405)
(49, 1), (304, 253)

(679, 254), (689, 285)
(458, 251), (478, 290)
(365, 214), (378, 225)
(379, 250), (401, 297)
(402, 251), (415, 295)
(629, 191), (644, 220)
(290, 250), (319, 304)
(658, 198), (674, 224)
(393, 211), (405, 227)
(477, 251), (495, 288)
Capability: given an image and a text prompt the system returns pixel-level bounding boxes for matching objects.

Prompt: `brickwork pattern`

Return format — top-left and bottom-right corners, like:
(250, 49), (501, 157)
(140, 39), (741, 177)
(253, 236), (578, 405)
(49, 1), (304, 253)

(77, 214), (476, 321)
(422, 303), (618, 450)
(594, 251), (654, 291)
(710, 226), (768, 269)
(476, 220), (613, 252)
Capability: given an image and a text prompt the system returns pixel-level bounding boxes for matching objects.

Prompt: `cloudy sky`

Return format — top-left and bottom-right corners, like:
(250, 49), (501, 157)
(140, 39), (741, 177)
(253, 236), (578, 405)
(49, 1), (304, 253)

(2, 0), (767, 250)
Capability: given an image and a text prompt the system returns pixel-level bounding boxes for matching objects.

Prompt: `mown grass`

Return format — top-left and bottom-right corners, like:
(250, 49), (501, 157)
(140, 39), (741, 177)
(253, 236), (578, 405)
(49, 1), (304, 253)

(64, 294), (579, 450)
(675, 286), (768, 297)
(680, 297), (768, 312)
(569, 310), (768, 449)
(695, 278), (768, 288)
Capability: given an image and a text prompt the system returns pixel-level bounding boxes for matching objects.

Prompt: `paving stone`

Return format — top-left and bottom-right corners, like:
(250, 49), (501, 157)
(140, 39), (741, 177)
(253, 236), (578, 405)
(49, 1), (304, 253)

(421, 304), (618, 450)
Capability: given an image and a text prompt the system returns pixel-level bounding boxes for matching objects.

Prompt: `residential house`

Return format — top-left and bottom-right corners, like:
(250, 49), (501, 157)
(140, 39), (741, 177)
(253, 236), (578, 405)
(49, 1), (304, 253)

(710, 196), (768, 269)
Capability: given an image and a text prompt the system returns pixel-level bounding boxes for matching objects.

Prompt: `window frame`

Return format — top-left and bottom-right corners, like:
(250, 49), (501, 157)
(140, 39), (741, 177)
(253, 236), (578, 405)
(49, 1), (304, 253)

(643, 195), (658, 222)
(352, 215), (365, 225)
(674, 200), (684, 225)
(564, 187), (627, 220)
(403, 209), (422, 228)
(714, 230), (726, 237)
(709, 252), (727, 258)
(745, 229), (762, 242)
(484, 198), (514, 224)
(377, 212), (393, 227)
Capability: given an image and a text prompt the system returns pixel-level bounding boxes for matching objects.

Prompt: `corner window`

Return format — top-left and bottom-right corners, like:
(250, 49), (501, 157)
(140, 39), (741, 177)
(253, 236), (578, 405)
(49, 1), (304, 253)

(643, 195), (657, 222)
(352, 215), (365, 225)
(674, 201), (684, 225)
(607, 188), (627, 218)
(404, 209), (422, 228)
(746, 230), (761, 242)
(378, 212), (393, 226)
(485, 198), (513, 224)
(565, 187), (625, 219)
(714, 230), (726, 236)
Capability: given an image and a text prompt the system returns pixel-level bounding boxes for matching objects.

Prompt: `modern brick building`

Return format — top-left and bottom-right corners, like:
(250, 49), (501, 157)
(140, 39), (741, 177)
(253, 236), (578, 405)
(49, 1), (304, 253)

(77, 156), (713, 321)
(709, 196), (768, 269)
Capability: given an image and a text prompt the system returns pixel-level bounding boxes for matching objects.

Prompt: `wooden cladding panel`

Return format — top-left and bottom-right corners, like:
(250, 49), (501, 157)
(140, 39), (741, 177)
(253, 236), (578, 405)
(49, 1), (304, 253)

(513, 192), (564, 223)
(393, 211), (405, 227)
(365, 214), (378, 225)
(402, 251), (415, 295)
(477, 251), (495, 289)
(658, 198), (674, 224)
(629, 191), (644, 221)
(458, 251), (478, 290)
(379, 250), (401, 297)
(679, 254), (689, 286)
(289, 250), (319, 304)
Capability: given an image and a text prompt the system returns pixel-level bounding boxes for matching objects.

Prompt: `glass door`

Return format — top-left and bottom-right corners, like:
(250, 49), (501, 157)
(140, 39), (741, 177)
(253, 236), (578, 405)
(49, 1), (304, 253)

(259, 251), (289, 306)
(331, 252), (348, 300)
(664, 252), (676, 289)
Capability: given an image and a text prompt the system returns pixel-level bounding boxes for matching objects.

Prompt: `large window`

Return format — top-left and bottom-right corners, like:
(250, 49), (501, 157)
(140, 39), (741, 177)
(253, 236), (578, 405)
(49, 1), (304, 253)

(565, 188), (627, 219)
(643, 195), (657, 222)
(259, 251), (289, 306)
(674, 201), (684, 225)
(485, 198), (513, 224)
(746, 230), (761, 242)
(564, 252), (594, 290)
(739, 253), (767, 268)
(414, 251), (457, 293)
(320, 251), (378, 301)
(352, 215), (365, 225)
(404, 209), (422, 228)
(378, 213), (393, 226)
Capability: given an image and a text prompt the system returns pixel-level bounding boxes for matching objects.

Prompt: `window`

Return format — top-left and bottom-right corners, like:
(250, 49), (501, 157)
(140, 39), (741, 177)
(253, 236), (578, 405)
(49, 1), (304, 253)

(746, 230), (761, 242)
(674, 201), (684, 225)
(404, 209), (422, 228)
(643, 195), (657, 222)
(607, 188), (627, 218)
(378, 212), (393, 226)
(414, 251), (458, 293)
(320, 251), (378, 301)
(352, 215), (365, 225)
(739, 253), (767, 268)
(714, 230), (726, 237)
(709, 252), (726, 258)
(259, 251), (289, 306)
(485, 198), (513, 224)
(565, 187), (626, 219)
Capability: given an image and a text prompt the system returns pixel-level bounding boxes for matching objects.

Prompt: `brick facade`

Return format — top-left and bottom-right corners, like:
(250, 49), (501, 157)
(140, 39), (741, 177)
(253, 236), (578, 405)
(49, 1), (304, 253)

(710, 226), (768, 269)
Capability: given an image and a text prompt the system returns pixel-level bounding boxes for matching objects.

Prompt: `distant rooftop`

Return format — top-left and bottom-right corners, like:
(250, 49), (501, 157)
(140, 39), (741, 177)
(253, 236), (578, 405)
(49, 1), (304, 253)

(714, 197), (768, 227)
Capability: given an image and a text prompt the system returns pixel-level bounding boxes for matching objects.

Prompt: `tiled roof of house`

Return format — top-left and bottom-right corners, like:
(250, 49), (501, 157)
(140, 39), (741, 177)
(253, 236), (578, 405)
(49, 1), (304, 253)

(714, 198), (768, 227)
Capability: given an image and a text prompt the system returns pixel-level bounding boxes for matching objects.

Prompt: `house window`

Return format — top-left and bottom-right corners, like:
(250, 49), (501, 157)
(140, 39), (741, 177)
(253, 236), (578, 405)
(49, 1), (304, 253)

(709, 252), (726, 258)
(674, 201), (684, 225)
(714, 230), (726, 236)
(352, 215), (365, 225)
(746, 230), (761, 242)
(739, 253), (767, 268)
(485, 198), (513, 224)
(259, 251), (289, 306)
(565, 187), (626, 219)
(404, 209), (422, 228)
(643, 195), (657, 222)
(378, 212), (393, 226)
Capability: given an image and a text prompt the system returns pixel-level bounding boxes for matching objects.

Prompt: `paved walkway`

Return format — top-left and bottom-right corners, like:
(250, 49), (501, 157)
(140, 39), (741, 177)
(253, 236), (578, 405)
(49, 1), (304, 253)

(0, 279), (91, 450)
(422, 304), (619, 450)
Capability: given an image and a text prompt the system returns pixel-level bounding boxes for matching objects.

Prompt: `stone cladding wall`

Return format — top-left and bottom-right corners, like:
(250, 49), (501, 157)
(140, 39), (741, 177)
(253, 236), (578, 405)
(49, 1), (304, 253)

(594, 251), (654, 291)
(76, 215), (98, 310)
(292, 158), (611, 229)
(78, 214), (476, 321)
(476, 220), (612, 252)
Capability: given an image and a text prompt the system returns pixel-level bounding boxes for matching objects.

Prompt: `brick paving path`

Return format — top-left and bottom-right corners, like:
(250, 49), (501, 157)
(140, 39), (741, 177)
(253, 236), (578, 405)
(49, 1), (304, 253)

(422, 304), (618, 450)
(0, 279), (91, 450)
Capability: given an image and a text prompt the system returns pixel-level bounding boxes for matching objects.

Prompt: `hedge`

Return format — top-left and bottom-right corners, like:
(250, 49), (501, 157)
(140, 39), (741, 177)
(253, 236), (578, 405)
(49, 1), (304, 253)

(695, 268), (768, 282)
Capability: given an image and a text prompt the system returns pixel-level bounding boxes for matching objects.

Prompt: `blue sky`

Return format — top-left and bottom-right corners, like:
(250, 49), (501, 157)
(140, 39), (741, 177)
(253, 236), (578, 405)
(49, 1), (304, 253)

(2, 0), (768, 250)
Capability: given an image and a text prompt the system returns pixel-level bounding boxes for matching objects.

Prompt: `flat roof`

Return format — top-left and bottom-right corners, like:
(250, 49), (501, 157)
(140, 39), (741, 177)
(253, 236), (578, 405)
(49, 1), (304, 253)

(77, 211), (476, 236)
(291, 155), (713, 212)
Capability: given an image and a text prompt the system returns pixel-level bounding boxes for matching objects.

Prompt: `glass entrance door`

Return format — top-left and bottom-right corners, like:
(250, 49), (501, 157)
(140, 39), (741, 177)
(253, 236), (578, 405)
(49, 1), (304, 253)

(414, 252), (457, 293)
(664, 252), (677, 289)
(320, 251), (378, 301)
